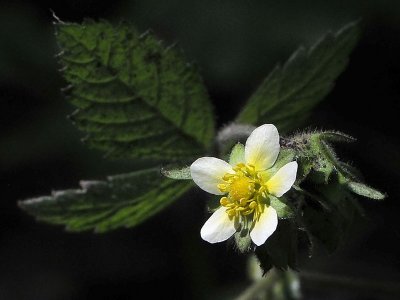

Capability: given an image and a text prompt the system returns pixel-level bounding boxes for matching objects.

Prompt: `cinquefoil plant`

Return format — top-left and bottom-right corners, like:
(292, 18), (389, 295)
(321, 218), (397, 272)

(19, 19), (384, 281)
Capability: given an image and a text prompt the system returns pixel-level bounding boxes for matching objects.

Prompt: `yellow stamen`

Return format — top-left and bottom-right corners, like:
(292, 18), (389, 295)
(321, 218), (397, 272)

(227, 209), (236, 217)
(249, 201), (257, 209)
(239, 198), (248, 206)
(218, 163), (271, 220)
(220, 197), (229, 206)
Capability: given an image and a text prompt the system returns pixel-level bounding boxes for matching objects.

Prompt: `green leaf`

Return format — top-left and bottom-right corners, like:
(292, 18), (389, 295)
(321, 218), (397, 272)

(255, 220), (298, 273)
(161, 165), (191, 180)
(19, 168), (193, 232)
(301, 204), (342, 253)
(346, 181), (386, 200)
(301, 177), (360, 253)
(236, 21), (360, 133)
(57, 19), (215, 160)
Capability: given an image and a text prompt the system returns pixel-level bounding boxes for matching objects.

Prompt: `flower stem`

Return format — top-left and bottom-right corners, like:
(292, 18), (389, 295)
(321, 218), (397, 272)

(234, 269), (278, 300)
(235, 269), (400, 300)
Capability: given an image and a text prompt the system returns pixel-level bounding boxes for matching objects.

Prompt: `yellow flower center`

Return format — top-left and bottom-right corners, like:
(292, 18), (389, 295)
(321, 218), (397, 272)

(229, 177), (254, 201)
(217, 163), (268, 221)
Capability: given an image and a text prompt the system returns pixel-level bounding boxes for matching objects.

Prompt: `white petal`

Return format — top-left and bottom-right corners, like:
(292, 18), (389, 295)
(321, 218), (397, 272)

(200, 207), (236, 243)
(190, 157), (234, 195)
(266, 161), (298, 197)
(245, 124), (280, 171)
(250, 205), (278, 246)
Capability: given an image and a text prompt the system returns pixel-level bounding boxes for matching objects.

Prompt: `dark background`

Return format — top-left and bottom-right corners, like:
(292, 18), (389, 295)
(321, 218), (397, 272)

(1, 0), (400, 299)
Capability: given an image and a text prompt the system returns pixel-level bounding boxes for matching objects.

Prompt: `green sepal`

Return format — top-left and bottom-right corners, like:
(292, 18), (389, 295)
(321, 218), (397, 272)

(229, 142), (245, 166)
(293, 131), (356, 185)
(281, 130), (385, 255)
(274, 148), (296, 168)
(338, 162), (363, 181)
(270, 196), (295, 219)
(308, 134), (336, 183)
(346, 181), (386, 200)
(206, 195), (222, 213)
(292, 131), (385, 200)
(262, 148), (296, 179)
(234, 229), (252, 253)
(295, 157), (313, 183)
(319, 131), (356, 143)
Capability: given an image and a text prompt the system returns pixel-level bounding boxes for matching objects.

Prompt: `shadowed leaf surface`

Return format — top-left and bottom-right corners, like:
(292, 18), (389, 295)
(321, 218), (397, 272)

(236, 22), (360, 133)
(255, 220), (298, 273)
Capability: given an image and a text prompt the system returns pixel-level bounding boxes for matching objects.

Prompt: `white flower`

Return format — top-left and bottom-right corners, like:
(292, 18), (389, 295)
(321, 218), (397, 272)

(190, 124), (298, 246)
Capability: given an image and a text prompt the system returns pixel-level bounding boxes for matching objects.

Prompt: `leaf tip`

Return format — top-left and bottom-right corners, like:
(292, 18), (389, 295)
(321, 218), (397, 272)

(50, 9), (64, 25)
(17, 199), (27, 210)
